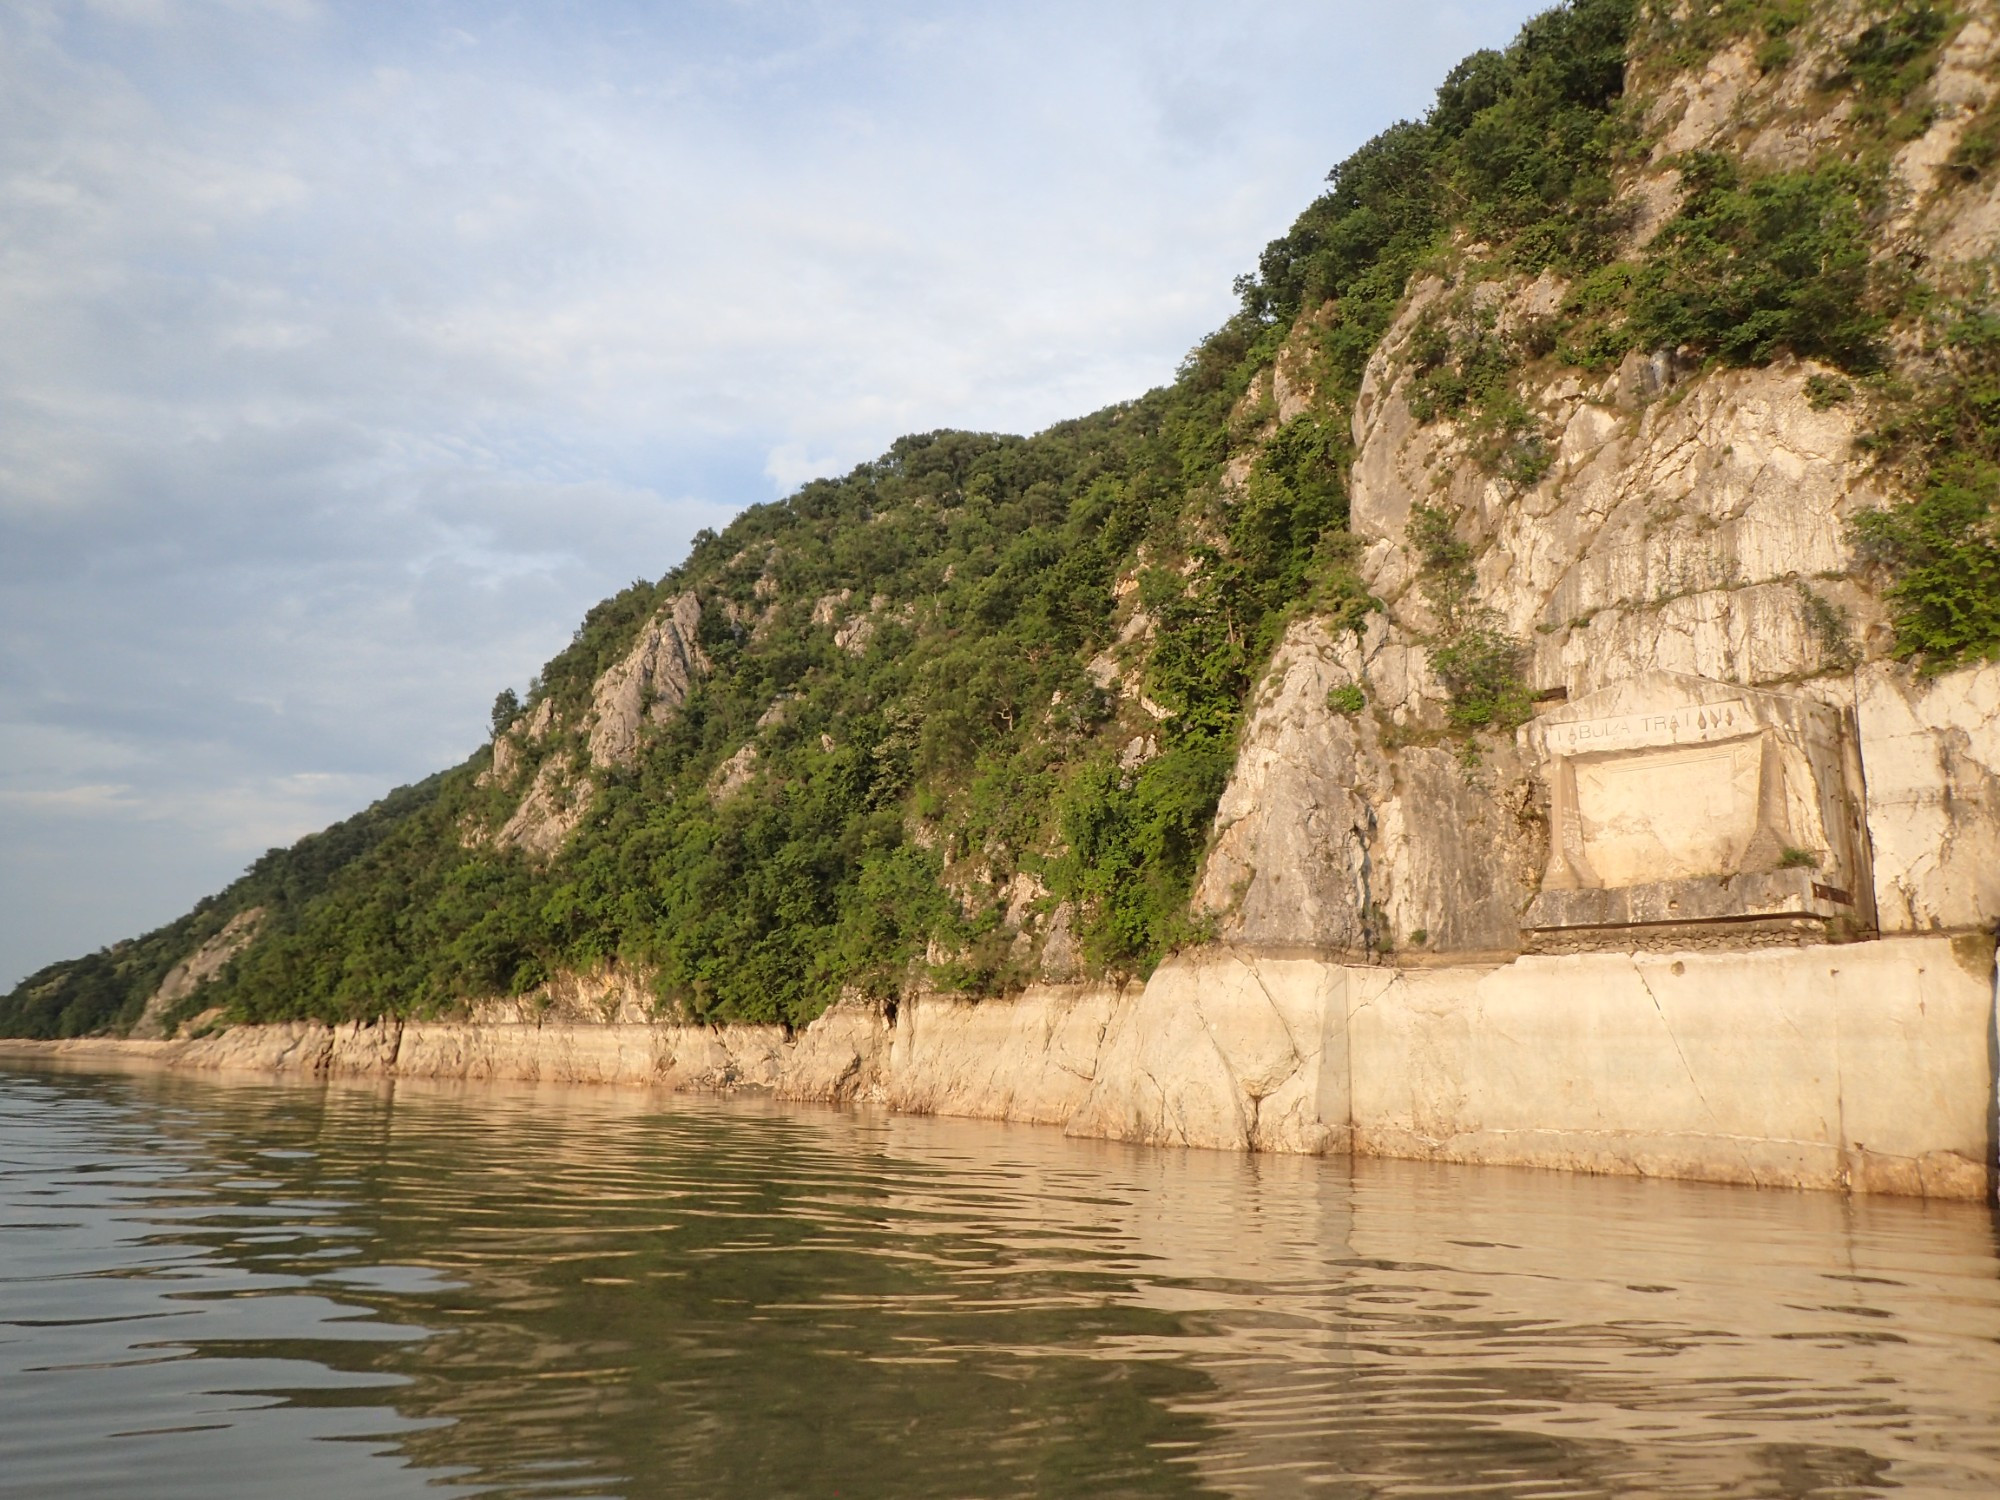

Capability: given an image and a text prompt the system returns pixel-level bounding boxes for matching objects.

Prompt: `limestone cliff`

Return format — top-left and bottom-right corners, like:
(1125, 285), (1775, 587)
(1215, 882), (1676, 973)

(585, 590), (708, 771)
(1197, 1), (2000, 962)
(480, 590), (708, 857)
(13, 927), (1990, 1199)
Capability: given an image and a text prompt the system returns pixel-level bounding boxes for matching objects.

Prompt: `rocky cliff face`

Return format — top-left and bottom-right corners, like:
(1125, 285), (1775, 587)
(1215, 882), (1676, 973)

(585, 590), (708, 771)
(128, 907), (263, 1040)
(481, 590), (708, 857)
(1195, 4), (2000, 962)
(429, 0), (2000, 988)
(15, 928), (1989, 1199)
(13, 0), (1998, 1053)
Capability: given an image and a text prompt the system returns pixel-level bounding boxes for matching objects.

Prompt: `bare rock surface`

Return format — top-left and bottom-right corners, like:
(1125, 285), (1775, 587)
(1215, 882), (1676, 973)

(487, 592), (709, 856)
(1856, 661), (2000, 933)
(495, 757), (592, 858)
(8, 931), (1991, 1201)
(1066, 951), (1344, 1154)
(775, 1001), (891, 1103)
(587, 591), (707, 771)
(130, 907), (264, 1040)
(884, 983), (1128, 1126)
(1203, 251), (2000, 961)
(1194, 620), (1539, 956)
(708, 744), (759, 803)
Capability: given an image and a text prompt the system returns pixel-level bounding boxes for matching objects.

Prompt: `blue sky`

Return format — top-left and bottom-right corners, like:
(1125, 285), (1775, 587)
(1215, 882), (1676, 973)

(0, 0), (1549, 989)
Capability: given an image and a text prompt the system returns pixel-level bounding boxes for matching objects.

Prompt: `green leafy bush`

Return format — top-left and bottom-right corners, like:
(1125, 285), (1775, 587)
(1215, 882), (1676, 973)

(1852, 460), (2000, 670)
(1628, 156), (1887, 370)
(1431, 627), (1535, 730)
(1851, 301), (2000, 673)
(1408, 503), (1533, 730)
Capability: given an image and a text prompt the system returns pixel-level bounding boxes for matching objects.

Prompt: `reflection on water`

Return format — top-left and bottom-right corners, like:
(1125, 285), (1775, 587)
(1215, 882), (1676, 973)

(3, 1063), (1999, 1498)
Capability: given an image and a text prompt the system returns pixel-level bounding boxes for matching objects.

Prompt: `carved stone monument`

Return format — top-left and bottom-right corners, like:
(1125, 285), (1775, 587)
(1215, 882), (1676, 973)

(1522, 671), (1875, 949)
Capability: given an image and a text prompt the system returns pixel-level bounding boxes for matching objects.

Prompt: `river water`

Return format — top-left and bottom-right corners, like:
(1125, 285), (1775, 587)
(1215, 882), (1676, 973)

(3, 1062), (1998, 1499)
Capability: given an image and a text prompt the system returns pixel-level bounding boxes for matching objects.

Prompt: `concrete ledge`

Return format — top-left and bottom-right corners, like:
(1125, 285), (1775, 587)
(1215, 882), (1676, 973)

(1525, 868), (1853, 931)
(6, 935), (1992, 1202)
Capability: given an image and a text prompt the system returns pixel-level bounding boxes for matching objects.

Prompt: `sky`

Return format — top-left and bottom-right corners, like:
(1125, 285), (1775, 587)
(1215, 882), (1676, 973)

(0, 0), (1550, 990)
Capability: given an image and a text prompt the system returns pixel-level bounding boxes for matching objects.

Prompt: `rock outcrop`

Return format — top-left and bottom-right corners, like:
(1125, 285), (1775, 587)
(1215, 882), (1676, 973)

(1195, 239), (2000, 958)
(586, 590), (707, 771)
(129, 908), (264, 1040)
(494, 756), (593, 858)
(1855, 663), (2000, 932)
(1194, 619), (1540, 957)
(1065, 952), (1342, 1154)
(883, 982), (1128, 1125)
(487, 591), (708, 856)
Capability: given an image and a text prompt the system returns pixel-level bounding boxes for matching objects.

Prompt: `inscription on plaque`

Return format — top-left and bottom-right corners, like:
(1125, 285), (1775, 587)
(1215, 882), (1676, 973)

(1545, 699), (1750, 754)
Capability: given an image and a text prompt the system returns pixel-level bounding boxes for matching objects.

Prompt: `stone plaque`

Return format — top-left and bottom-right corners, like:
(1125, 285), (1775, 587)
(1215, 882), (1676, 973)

(1520, 670), (1875, 943)
(1572, 740), (1762, 887)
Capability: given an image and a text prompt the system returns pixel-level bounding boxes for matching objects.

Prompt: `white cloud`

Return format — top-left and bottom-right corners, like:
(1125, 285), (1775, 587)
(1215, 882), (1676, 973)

(0, 783), (140, 813)
(764, 442), (860, 493)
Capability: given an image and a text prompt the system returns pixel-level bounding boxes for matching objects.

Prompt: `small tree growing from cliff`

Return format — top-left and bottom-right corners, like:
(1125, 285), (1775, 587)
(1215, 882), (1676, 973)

(1410, 503), (1533, 730)
(1852, 296), (2000, 673)
(490, 688), (522, 737)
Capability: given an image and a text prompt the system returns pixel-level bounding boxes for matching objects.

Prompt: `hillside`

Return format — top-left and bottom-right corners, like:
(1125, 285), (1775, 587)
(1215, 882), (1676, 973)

(8, 0), (1999, 1041)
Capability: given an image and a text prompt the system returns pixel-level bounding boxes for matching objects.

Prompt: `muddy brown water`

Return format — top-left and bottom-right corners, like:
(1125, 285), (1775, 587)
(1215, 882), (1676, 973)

(3, 1060), (1998, 1498)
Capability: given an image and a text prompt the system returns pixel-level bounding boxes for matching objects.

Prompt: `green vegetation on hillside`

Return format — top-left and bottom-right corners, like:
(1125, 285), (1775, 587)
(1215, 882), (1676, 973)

(0, 0), (1647, 1037)
(1243, 0), (1636, 395)
(0, 778), (442, 1038)
(1625, 155), (1887, 369)
(1854, 294), (2000, 671)
(12, 0), (1996, 1038)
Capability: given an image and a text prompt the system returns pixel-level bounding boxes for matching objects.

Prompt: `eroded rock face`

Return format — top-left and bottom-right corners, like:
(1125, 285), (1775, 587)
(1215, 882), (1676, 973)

(12, 930), (1991, 1200)
(129, 908), (265, 1040)
(469, 966), (659, 1025)
(1857, 662), (2000, 933)
(1194, 620), (1539, 956)
(1891, 16), (2000, 236)
(1200, 243), (2000, 958)
(883, 983), (1128, 1126)
(393, 1021), (785, 1090)
(495, 756), (592, 858)
(481, 700), (554, 790)
(775, 1001), (891, 1103)
(1066, 951), (1345, 1154)
(1354, 287), (1886, 695)
(102, 1012), (791, 1091)
(587, 590), (708, 771)
(486, 592), (709, 857)
(708, 743), (759, 803)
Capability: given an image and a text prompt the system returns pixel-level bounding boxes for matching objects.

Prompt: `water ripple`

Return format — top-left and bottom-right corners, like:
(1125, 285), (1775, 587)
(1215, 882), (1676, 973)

(2, 1063), (1998, 1498)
